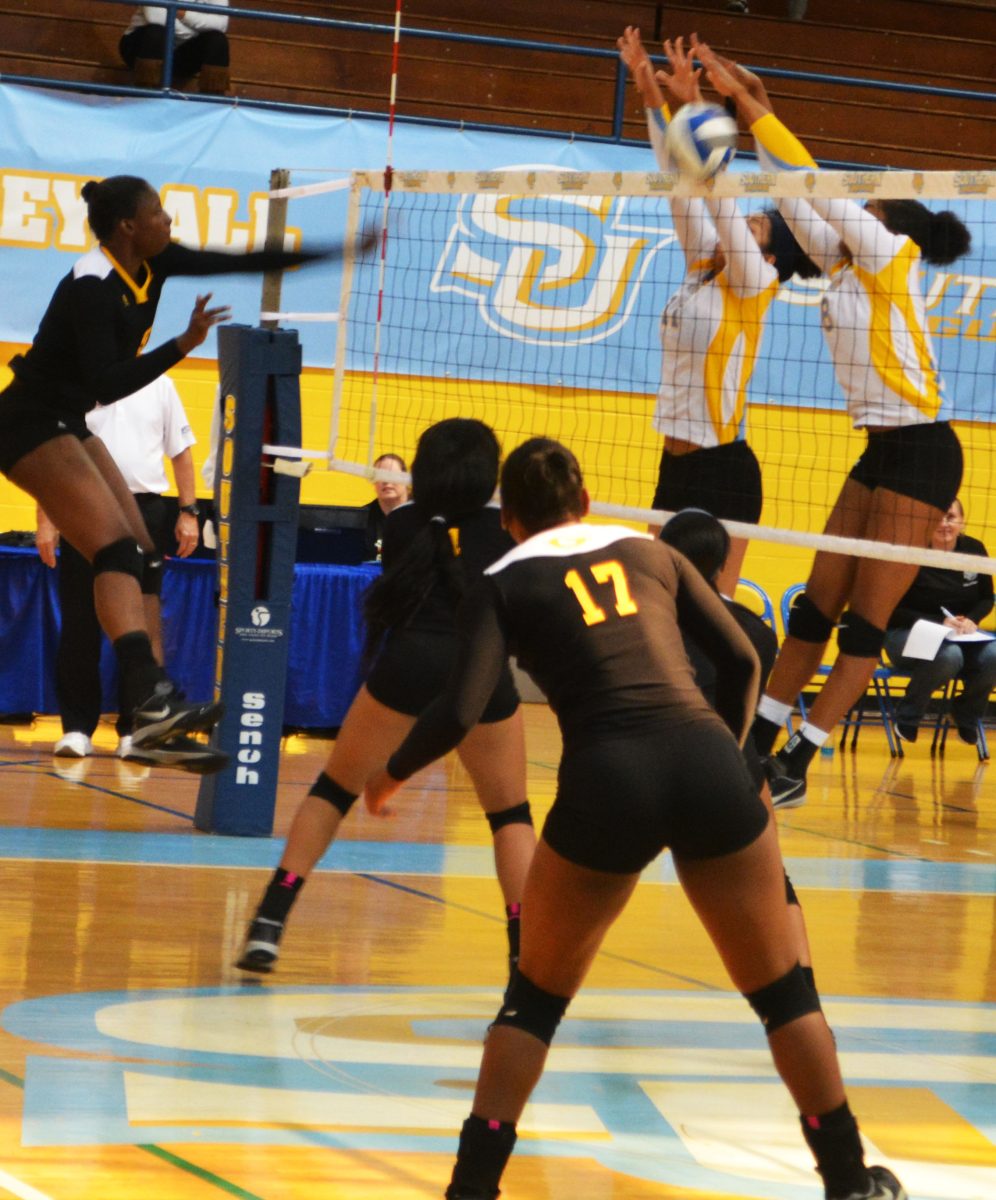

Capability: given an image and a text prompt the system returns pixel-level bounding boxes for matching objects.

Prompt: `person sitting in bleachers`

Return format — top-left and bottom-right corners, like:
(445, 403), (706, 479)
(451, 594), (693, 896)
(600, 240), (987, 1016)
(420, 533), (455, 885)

(120, 2), (231, 95)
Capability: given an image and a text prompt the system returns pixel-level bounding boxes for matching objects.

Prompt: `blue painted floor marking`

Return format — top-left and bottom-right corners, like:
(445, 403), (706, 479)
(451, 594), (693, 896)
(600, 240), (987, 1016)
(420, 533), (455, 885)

(1, 827), (994, 893)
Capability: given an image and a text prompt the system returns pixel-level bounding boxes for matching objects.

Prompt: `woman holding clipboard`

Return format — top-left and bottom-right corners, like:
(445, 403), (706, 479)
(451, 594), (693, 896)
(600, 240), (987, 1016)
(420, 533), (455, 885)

(883, 497), (996, 744)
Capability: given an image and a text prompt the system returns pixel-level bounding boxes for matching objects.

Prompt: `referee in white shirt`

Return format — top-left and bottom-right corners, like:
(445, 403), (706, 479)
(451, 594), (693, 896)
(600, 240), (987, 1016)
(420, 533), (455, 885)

(35, 375), (201, 759)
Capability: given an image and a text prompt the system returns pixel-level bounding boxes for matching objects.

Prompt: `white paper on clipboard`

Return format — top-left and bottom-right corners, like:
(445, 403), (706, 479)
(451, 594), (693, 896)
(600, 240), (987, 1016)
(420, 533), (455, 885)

(901, 620), (952, 661)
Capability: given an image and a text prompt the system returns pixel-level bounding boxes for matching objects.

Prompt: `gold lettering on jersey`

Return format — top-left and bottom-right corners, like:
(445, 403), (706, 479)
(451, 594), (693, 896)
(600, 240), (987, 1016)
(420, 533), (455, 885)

(565, 568), (606, 626)
(448, 527), (461, 556)
(591, 560), (639, 616)
(565, 560), (640, 626)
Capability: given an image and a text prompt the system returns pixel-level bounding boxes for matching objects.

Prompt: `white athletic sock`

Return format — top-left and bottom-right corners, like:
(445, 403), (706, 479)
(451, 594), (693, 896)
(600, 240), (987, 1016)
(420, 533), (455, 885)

(756, 695), (793, 726)
(799, 721), (830, 748)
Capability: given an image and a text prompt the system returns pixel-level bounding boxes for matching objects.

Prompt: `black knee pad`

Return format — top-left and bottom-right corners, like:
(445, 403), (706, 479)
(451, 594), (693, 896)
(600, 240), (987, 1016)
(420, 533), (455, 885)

(309, 771), (358, 816)
(836, 610), (885, 658)
(92, 537), (143, 584)
(486, 801), (533, 834)
(141, 551), (164, 596)
(491, 970), (569, 1047)
(745, 962), (822, 1036)
(787, 591), (835, 643)
(784, 871), (800, 908)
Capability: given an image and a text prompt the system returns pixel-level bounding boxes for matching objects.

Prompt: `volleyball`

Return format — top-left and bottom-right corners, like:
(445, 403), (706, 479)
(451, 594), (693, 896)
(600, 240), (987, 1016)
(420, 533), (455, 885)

(664, 102), (739, 180)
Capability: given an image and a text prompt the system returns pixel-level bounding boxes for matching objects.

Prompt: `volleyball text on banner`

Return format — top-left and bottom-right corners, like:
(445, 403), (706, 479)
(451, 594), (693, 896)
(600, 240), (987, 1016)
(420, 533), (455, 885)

(195, 324), (303, 837)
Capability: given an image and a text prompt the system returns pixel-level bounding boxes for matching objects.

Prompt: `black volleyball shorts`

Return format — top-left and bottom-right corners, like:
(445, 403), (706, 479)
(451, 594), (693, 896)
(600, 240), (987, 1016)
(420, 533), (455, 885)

(366, 626), (520, 722)
(543, 719), (769, 874)
(653, 439), (763, 524)
(848, 421), (963, 512)
(0, 386), (93, 477)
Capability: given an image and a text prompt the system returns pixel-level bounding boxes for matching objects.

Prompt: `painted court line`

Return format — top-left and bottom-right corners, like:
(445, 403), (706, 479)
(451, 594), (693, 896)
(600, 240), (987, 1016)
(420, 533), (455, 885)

(0, 1166), (54, 1200)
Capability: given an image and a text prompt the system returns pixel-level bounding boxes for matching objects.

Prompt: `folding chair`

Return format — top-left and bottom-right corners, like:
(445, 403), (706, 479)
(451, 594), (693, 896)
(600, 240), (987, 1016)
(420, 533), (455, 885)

(881, 652), (991, 763)
(930, 679), (990, 763)
(734, 578), (776, 631)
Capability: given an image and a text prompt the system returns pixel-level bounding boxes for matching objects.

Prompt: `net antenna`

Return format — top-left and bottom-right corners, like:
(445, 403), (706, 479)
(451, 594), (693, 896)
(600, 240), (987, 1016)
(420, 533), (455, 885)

(256, 0), (409, 495)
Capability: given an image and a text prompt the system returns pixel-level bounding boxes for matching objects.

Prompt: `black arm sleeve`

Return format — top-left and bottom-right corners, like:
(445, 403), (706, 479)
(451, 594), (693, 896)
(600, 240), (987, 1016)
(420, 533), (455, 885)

(153, 241), (327, 279)
(70, 279), (184, 404)
(386, 581), (508, 780)
(672, 555), (759, 742)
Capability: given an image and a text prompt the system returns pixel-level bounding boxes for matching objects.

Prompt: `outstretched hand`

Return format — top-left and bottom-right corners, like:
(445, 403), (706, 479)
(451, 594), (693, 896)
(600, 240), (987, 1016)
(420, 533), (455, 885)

(690, 36), (773, 117)
(177, 293), (231, 354)
(656, 35), (703, 108)
(364, 769), (402, 817)
(688, 36), (738, 99)
(617, 26), (666, 108)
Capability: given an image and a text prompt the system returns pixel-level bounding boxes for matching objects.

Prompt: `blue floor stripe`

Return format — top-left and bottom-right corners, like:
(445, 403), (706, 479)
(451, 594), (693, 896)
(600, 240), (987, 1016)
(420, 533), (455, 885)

(0, 827), (993, 894)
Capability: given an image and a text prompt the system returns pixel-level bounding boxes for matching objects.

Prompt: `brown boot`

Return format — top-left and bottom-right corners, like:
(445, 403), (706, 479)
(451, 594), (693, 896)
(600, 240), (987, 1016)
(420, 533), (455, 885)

(199, 64), (230, 95)
(133, 57), (163, 88)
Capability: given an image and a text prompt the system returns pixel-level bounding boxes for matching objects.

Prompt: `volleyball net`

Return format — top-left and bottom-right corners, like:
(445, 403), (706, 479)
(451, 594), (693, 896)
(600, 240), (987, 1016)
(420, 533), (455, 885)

(263, 166), (996, 573)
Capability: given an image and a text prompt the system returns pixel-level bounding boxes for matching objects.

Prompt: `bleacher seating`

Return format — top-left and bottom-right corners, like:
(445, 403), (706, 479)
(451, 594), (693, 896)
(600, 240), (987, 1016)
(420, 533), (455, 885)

(0, 0), (992, 168)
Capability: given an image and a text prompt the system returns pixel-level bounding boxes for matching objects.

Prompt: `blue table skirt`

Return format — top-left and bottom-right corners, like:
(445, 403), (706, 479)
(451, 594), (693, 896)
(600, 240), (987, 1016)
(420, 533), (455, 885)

(0, 547), (379, 729)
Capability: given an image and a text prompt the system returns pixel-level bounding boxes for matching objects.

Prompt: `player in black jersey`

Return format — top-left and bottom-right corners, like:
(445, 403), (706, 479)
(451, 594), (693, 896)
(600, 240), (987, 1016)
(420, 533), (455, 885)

(236, 419), (535, 977)
(660, 507), (820, 992)
(366, 440), (906, 1200)
(0, 175), (336, 771)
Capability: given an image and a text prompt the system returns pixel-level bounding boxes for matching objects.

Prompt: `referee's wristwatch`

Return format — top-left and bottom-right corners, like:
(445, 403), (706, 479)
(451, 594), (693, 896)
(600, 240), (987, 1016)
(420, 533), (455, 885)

(179, 503), (201, 517)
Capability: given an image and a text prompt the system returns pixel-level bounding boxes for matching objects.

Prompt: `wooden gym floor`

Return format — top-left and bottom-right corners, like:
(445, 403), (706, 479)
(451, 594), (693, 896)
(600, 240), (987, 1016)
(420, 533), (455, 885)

(0, 709), (993, 1200)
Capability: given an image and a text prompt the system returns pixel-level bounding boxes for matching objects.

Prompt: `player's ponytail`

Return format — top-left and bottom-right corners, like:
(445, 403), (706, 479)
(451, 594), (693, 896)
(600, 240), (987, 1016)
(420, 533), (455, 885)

(82, 175), (158, 242)
(363, 418), (500, 655)
(763, 208), (821, 282)
(501, 438), (586, 535)
(877, 200), (972, 266)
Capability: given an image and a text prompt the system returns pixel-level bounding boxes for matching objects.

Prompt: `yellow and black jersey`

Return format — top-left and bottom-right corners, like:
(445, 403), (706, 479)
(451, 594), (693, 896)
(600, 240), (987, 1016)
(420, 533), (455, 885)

(387, 522), (759, 780)
(6, 241), (317, 417)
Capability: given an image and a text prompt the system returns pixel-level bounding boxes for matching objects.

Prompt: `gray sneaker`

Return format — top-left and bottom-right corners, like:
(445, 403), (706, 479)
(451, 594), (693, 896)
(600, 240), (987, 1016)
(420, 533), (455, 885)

(835, 1165), (907, 1200)
(132, 682), (222, 748)
(765, 756), (807, 809)
(123, 734), (228, 775)
(236, 918), (284, 973)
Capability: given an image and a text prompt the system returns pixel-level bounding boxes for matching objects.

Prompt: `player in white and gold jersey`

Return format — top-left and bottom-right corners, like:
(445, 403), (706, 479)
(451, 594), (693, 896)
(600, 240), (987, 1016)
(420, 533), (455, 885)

(618, 28), (819, 596)
(693, 40), (972, 809)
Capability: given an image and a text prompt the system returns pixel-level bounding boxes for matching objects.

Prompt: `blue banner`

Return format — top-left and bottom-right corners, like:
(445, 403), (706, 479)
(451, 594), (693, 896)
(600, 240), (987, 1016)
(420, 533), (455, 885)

(2, 83), (993, 420)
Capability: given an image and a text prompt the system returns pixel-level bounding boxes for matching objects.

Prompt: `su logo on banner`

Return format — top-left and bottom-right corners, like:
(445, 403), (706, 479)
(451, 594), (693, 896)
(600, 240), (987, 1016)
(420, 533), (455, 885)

(430, 190), (675, 347)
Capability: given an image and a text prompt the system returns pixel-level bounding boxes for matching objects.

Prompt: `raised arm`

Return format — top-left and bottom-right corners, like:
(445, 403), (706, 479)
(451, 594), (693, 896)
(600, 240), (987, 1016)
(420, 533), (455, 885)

(706, 197), (778, 297)
(618, 32), (718, 266)
(691, 38), (843, 273)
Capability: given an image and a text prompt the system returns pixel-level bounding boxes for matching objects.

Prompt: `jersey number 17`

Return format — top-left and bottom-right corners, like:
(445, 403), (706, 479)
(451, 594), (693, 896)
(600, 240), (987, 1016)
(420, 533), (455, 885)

(564, 560), (639, 626)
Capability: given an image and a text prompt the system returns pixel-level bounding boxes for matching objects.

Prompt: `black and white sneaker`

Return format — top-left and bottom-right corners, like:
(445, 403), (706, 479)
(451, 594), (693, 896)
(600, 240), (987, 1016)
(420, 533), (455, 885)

(835, 1164), (907, 1200)
(132, 682), (222, 749)
(123, 734), (228, 775)
(766, 756), (807, 810)
(236, 918), (284, 973)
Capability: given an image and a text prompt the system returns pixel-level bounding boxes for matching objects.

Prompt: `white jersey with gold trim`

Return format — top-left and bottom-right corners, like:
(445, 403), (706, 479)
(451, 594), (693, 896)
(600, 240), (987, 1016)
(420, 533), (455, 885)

(751, 112), (943, 428)
(647, 107), (779, 448)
